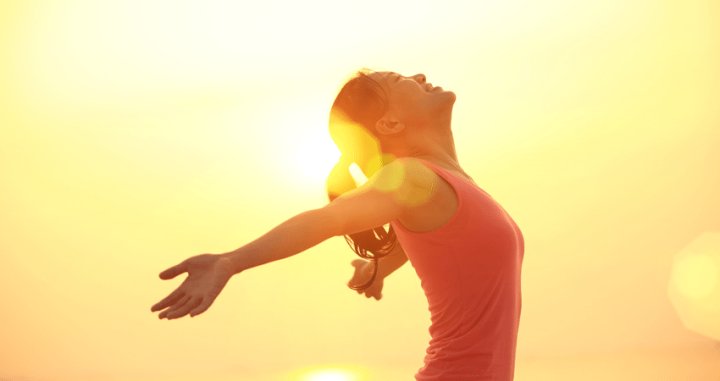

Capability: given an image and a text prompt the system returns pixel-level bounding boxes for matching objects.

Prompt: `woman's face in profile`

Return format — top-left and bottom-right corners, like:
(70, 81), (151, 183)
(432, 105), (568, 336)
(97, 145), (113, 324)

(367, 71), (456, 124)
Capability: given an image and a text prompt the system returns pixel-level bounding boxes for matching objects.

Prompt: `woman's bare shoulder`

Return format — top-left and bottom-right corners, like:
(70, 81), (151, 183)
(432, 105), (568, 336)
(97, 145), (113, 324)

(392, 157), (439, 189)
(364, 157), (439, 201)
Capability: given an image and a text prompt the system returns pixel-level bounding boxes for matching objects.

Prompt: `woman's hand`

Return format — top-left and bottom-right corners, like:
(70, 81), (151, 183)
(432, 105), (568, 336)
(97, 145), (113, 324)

(348, 259), (384, 300)
(151, 253), (235, 319)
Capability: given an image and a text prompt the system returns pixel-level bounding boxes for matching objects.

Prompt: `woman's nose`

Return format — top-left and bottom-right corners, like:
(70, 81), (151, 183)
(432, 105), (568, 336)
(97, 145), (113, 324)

(412, 74), (426, 84)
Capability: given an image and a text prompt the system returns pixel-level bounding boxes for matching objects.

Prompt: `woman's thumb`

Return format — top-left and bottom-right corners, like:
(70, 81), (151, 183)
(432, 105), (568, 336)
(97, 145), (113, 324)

(351, 259), (366, 268)
(159, 261), (188, 280)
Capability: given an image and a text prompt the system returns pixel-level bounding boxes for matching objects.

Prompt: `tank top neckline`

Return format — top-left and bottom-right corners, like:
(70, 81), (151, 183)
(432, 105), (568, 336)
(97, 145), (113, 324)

(414, 158), (478, 187)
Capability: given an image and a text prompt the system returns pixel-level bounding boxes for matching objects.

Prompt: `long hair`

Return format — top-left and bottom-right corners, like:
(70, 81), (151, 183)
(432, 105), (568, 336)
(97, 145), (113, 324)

(326, 69), (399, 291)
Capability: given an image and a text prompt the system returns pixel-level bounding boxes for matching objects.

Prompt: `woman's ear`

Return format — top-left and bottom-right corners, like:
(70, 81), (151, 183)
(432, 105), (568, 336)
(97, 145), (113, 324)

(375, 116), (406, 136)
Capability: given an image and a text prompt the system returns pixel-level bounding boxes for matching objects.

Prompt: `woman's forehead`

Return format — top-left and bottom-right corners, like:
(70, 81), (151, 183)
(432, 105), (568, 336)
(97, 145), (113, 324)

(376, 71), (399, 78)
(368, 71), (398, 85)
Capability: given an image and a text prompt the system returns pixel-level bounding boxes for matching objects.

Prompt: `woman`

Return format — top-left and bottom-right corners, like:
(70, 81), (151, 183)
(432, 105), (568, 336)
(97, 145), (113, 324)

(150, 69), (525, 380)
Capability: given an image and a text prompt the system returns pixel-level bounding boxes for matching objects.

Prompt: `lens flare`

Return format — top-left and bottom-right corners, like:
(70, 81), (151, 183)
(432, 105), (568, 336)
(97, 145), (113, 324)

(672, 253), (719, 300)
(668, 231), (720, 341)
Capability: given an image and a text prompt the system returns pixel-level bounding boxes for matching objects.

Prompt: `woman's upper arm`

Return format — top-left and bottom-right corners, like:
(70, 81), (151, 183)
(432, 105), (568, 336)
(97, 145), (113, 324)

(321, 158), (431, 237)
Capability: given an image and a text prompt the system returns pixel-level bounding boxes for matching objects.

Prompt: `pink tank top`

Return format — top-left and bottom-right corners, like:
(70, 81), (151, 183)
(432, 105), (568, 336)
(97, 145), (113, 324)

(389, 159), (525, 381)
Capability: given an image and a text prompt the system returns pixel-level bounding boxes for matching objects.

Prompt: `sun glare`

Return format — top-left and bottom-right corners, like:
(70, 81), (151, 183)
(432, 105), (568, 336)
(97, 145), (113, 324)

(281, 364), (370, 381)
(287, 130), (341, 183)
(302, 368), (358, 381)
(348, 163), (368, 186)
(261, 96), (342, 188)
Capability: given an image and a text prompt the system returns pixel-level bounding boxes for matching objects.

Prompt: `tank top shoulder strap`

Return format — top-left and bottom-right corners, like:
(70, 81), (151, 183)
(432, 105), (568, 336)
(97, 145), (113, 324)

(412, 158), (474, 187)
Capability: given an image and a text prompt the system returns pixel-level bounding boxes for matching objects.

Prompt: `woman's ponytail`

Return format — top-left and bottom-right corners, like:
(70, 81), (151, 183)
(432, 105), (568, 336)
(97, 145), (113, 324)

(327, 69), (400, 292)
(326, 155), (356, 202)
(326, 155), (397, 292)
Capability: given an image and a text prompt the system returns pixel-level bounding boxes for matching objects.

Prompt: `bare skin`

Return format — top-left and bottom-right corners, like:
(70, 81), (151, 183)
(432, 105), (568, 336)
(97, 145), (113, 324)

(347, 241), (411, 300)
(151, 71), (469, 319)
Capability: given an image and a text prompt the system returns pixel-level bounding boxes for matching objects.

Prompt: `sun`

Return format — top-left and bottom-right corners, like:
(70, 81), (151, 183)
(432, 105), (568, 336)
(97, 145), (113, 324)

(302, 368), (358, 381)
(285, 129), (342, 185)
(280, 364), (370, 381)
(261, 98), (343, 189)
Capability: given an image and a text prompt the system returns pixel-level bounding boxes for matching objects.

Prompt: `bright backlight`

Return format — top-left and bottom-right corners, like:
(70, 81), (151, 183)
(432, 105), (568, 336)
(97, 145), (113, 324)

(302, 368), (358, 381)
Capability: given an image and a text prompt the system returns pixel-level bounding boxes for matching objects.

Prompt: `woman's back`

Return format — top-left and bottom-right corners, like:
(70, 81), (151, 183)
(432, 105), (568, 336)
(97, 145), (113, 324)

(390, 158), (525, 381)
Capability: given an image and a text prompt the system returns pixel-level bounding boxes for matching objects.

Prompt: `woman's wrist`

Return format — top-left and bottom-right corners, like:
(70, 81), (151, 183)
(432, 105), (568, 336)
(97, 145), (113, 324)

(219, 250), (246, 275)
(377, 248), (408, 278)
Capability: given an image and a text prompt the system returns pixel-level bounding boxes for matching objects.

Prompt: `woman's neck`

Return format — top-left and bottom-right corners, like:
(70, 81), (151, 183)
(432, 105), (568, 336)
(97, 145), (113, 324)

(386, 130), (461, 168)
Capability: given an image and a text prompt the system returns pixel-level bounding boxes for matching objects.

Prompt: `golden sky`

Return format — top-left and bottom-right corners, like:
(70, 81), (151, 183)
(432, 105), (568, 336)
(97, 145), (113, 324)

(1, 0), (719, 380)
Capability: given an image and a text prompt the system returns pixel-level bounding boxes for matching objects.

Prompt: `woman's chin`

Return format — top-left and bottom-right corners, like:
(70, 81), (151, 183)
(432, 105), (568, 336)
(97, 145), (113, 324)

(437, 91), (457, 108)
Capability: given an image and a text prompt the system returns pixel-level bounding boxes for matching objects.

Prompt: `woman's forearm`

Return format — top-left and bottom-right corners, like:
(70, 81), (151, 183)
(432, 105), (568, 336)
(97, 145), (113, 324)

(221, 208), (338, 275)
(377, 244), (409, 279)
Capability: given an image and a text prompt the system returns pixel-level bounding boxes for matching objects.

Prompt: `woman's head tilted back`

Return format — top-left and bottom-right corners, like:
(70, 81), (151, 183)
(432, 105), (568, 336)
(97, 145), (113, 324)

(329, 69), (456, 182)
(326, 69), (456, 290)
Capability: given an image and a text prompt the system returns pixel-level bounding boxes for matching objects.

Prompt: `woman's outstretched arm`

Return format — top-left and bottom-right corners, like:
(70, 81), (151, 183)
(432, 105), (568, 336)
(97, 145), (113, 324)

(222, 158), (422, 274)
(152, 158), (429, 319)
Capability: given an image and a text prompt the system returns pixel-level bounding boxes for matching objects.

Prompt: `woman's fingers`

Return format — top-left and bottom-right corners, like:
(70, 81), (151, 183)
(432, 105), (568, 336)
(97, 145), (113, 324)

(189, 297), (212, 317)
(366, 292), (381, 300)
(151, 289), (185, 312)
(364, 282), (382, 300)
(159, 261), (188, 280)
(159, 294), (191, 319)
(348, 259), (372, 289)
(165, 296), (203, 320)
